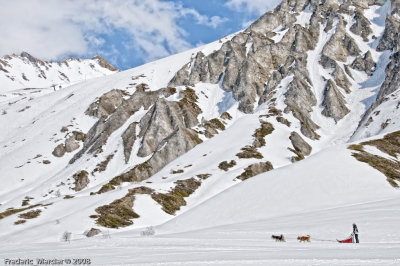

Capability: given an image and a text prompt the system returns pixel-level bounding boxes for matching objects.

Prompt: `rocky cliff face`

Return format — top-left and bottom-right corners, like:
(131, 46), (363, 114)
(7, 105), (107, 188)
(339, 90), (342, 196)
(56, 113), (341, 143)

(169, 0), (389, 140)
(354, 0), (400, 137)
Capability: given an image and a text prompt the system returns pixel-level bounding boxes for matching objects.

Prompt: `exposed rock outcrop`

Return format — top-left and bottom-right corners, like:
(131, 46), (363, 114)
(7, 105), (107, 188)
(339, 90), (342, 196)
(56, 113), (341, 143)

(117, 99), (202, 182)
(121, 122), (138, 163)
(72, 131), (86, 142)
(52, 131), (85, 158)
(289, 131), (312, 156)
(322, 79), (350, 122)
(52, 144), (66, 157)
(375, 51), (400, 101)
(65, 136), (80, 153)
(377, 15), (400, 52)
(73, 170), (89, 191)
(321, 19), (361, 63)
(333, 65), (352, 93)
(351, 51), (376, 76)
(236, 161), (274, 180)
(350, 10), (373, 41)
(284, 69), (320, 140)
(71, 88), (161, 163)
(20, 52), (46, 67)
(93, 88), (203, 191)
(86, 228), (101, 237)
(137, 96), (201, 159)
(92, 56), (118, 72)
(85, 89), (128, 118)
(288, 129), (313, 162)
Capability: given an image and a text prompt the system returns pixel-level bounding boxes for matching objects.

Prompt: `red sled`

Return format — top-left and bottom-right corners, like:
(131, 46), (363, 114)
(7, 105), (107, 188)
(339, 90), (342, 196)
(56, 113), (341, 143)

(337, 234), (353, 243)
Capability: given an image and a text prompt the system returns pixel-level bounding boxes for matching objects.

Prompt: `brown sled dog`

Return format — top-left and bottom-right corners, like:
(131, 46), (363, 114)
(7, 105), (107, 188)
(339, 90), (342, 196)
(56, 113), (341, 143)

(271, 234), (286, 242)
(297, 235), (311, 242)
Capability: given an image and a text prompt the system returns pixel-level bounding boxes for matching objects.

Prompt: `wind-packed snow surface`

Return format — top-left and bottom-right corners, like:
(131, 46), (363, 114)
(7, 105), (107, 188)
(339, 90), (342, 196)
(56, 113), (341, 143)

(1, 0), (400, 265)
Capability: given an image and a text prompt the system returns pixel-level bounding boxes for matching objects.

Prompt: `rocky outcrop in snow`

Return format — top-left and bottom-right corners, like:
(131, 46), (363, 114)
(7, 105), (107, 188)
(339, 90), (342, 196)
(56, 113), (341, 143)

(377, 8), (400, 52)
(350, 10), (373, 41)
(85, 89), (128, 118)
(322, 19), (361, 63)
(73, 170), (89, 191)
(289, 131), (312, 156)
(52, 144), (66, 157)
(74, 87), (203, 190)
(322, 79), (350, 122)
(236, 161), (274, 180)
(351, 51), (376, 76)
(122, 122), (138, 163)
(71, 88), (161, 163)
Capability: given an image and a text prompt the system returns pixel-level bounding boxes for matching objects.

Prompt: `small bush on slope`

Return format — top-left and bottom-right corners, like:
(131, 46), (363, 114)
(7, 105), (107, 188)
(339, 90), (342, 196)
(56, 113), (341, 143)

(172, 169), (184, 174)
(236, 146), (264, 159)
(14, 220), (26, 225)
(349, 131), (400, 188)
(236, 121), (274, 159)
(94, 186), (154, 228)
(151, 178), (201, 215)
(253, 121), (274, 148)
(0, 203), (51, 220)
(218, 160), (237, 171)
(18, 209), (41, 219)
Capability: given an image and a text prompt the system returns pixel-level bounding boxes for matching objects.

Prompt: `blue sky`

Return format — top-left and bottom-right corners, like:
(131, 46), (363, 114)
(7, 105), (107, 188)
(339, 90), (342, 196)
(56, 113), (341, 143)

(102, 0), (261, 69)
(0, 0), (280, 70)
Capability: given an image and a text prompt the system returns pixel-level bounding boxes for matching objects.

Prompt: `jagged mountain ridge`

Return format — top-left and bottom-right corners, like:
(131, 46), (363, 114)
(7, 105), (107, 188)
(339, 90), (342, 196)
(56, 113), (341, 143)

(0, 0), (399, 243)
(0, 52), (118, 93)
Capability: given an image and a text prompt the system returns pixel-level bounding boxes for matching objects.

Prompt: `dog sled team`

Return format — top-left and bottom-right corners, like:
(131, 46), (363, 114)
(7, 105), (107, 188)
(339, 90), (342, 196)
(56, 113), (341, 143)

(271, 223), (359, 243)
(271, 234), (310, 242)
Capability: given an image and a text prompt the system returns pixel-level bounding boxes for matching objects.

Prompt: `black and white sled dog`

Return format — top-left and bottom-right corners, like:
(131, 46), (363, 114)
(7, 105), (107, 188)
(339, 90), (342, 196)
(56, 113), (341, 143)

(271, 234), (286, 242)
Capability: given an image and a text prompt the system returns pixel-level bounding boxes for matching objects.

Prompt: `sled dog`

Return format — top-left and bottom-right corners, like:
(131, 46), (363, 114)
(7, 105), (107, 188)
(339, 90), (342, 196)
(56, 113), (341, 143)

(271, 234), (285, 242)
(297, 235), (311, 242)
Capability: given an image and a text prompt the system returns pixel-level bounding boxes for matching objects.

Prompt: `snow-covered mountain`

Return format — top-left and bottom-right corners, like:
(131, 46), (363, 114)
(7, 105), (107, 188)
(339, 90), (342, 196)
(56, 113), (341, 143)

(0, 52), (118, 93)
(0, 0), (400, 264)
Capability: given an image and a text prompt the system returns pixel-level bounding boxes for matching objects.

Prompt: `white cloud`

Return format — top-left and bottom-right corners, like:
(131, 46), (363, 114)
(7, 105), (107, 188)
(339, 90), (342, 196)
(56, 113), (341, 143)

(179, 8), (228, 29)
(0, 0), (227, 62)
(225, 0), (280, 15)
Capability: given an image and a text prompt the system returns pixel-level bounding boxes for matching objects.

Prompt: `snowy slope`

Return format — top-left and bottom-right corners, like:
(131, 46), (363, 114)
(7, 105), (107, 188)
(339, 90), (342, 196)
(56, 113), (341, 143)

(0, 52), (118, 93)
(0, 36), (239, 242)
(1, 145), (399, 265)
(158, 144), (399, 234)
